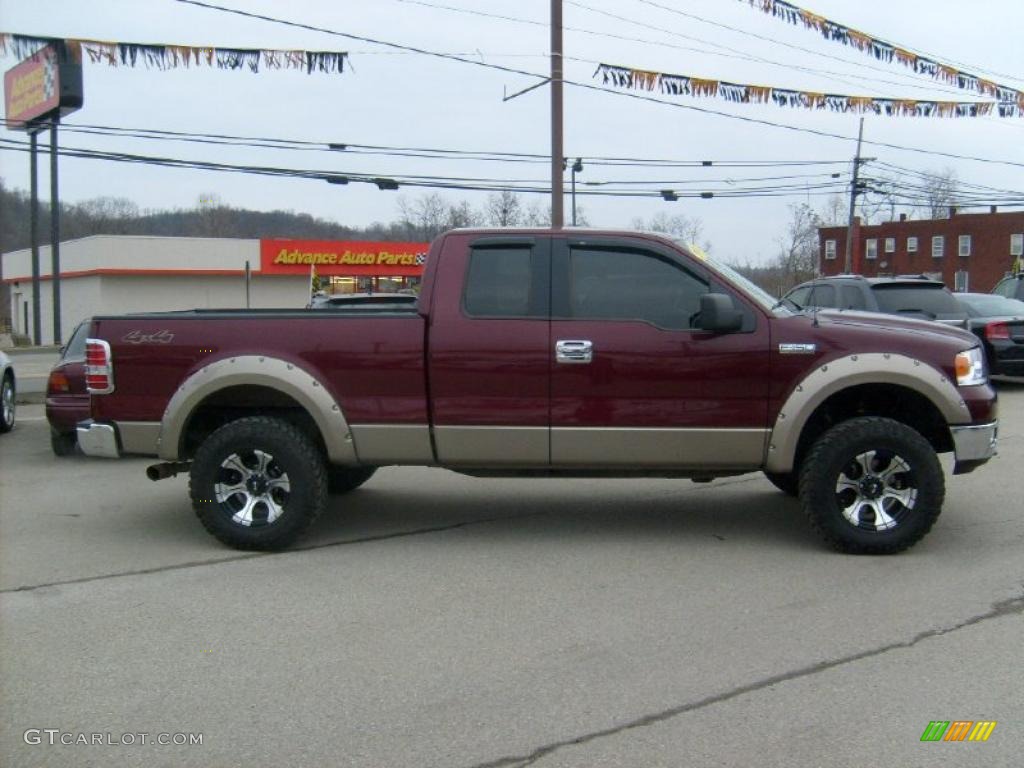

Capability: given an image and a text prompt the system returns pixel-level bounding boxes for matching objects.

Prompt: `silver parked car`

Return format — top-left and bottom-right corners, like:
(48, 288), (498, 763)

(0, 350), (14, 433)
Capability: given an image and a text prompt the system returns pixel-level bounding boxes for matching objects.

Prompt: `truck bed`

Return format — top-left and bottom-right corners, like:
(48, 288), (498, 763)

(90, 309), (428, 426)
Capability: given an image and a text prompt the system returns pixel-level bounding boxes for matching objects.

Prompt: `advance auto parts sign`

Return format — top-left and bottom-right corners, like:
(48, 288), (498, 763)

(260, 239), (429, 277)
(3, 43), (83, 129)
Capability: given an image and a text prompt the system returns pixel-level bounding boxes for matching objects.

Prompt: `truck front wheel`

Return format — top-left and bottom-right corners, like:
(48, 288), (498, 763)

(799, 417), (944, 555)
(189, 416), (327, 550)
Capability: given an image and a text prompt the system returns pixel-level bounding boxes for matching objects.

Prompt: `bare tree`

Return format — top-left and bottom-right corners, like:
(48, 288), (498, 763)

(773, 202), (822, 294)
(631, 211), (709, 251)
(920, 167), (960, 220)
(818, 193), (848, 227)
(522, 199), (550, 227)
(484, 190), (523, 227)
(445, 200), (478, 230)
(193, 192), (235, 237)
(397, 193), (449, 241)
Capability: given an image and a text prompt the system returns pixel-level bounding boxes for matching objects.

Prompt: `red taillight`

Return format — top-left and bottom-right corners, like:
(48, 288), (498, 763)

(985, 322), (1010, 341)
(85, 339), (114, 394)
(47, 370), (70, 394)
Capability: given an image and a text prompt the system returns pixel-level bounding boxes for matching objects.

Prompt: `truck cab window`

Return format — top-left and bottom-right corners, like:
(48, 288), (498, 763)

(463, 247), (533, 317)
(569, 247), (708, 330)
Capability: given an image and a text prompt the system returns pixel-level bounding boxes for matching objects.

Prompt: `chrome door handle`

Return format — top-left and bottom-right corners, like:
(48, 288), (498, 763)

(556, 339), (593, 364)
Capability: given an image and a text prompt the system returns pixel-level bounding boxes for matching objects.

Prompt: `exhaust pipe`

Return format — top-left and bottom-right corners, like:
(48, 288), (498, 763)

(146, 461), (191, 481)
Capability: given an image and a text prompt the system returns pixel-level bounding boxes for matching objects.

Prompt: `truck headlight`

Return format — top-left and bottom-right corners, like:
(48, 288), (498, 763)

(955, 347), (986, 386)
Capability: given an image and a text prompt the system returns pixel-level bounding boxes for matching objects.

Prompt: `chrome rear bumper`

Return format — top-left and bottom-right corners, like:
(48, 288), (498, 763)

(76, 420), (120, 459)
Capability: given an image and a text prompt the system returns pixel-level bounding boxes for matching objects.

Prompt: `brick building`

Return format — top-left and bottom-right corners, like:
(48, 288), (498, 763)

(819, 209), (1024, 292)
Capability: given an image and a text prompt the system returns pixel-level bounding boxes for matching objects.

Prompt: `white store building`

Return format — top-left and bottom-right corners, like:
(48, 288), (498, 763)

(1, 236), (310, 345)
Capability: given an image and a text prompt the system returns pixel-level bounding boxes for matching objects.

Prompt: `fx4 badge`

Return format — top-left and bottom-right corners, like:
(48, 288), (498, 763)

(122, 329), (175, 344)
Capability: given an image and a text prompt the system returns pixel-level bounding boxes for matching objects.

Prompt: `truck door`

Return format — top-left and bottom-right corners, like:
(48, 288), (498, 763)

(548, 236), (771, 470)
(427, 233), (551, 466)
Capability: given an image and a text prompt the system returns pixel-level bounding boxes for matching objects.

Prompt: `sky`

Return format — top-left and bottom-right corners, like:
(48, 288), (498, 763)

(0, 0), (1022, 264)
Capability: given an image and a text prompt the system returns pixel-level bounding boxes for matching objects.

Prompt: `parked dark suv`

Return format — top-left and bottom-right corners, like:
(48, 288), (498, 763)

(782, 275), (969, 328)
(992, 273), (1024, 301)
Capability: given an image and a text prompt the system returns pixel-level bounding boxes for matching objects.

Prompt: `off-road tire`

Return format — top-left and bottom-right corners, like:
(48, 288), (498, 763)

(328, 466), (377, 495)
(764, 470), (799, 497)
(799, 416), (944, 555)
(50, 429), (78, 456)
(189, 416), (327, 550)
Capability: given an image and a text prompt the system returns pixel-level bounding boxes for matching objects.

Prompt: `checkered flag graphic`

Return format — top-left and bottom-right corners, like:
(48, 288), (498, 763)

(414, 252), (427, 267)
(43, 56), (57, 100)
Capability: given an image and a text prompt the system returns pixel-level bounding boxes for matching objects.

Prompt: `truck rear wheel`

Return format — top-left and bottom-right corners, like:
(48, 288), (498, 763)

(328, 466), (377, 494)
(189, 416), (327, 550)
(799, 416), (944, 555)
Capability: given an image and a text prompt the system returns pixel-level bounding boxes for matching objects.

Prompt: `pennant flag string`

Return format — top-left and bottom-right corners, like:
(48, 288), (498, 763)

(0, 33), (348, 75)
(594, 63), (1021, 118)
(736, 1), (1023, 114)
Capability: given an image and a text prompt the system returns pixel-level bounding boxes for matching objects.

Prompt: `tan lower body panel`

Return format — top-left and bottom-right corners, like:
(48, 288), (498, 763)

(115, 421), (161, 456)
(551, 427), (768, 469)
(349, 424), (435, 465)
(432, 426), (548, 466)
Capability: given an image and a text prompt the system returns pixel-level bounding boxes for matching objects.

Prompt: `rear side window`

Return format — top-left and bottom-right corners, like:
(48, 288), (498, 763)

(803, 284), (837, 308)
(62, 322), (89, 361)
(840, 286), (868, 310)
(463, 247), (533, 317)
(569, 247), (708, 330)
(873, 286), (959, 316)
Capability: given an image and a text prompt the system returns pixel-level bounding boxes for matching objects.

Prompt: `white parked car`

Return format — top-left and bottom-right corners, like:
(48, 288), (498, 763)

(0, 350), (14, 433)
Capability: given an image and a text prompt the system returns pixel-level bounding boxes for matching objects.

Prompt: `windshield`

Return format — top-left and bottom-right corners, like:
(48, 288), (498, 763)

(673, 241), (787, 314)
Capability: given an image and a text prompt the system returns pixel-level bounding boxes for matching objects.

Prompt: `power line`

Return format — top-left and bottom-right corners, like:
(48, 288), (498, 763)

(169, 0), (1024, 169)
(0, 138), (868, 200)
(0, 117), (854, 169)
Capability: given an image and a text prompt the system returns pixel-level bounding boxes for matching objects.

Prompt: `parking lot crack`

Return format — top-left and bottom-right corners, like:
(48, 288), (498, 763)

(1, 512), (547, 594)
(465, 590), (1024, 768)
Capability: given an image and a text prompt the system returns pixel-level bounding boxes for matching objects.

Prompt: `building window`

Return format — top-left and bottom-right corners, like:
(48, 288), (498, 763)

(884, 237), (896, 253)
(954, 270), (969, 292)
(824, 239), (837, 260)
(958, 235), (971, 257)
(907, 236), (918, 253)
(932, 235), (944, 258)
(1012, 233), (1023, 256)
(865, 239), (878, 260)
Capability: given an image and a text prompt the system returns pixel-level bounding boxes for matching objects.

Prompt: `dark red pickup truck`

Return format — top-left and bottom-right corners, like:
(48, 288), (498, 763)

(78, 229), (998, 554)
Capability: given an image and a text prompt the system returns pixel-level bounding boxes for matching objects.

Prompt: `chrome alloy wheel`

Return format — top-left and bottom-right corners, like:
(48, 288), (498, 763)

(214, 450), (291, 527)
(835, 449), (917, 532)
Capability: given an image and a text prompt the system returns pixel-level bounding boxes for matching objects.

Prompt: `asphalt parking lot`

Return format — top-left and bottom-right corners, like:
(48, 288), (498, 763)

(1, 386), (1022, 767)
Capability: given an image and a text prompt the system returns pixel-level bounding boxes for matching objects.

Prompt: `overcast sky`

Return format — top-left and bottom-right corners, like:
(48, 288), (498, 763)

(1, 0), (1022, 263)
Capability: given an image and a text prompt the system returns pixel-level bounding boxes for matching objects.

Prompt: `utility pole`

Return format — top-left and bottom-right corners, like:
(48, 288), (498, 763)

(50, 120), (62, 345)
(550, 0), (564, 229)
(571, 158), (582, 225)
(844, 117), (865, 274)
(29, 128), (41, 346)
